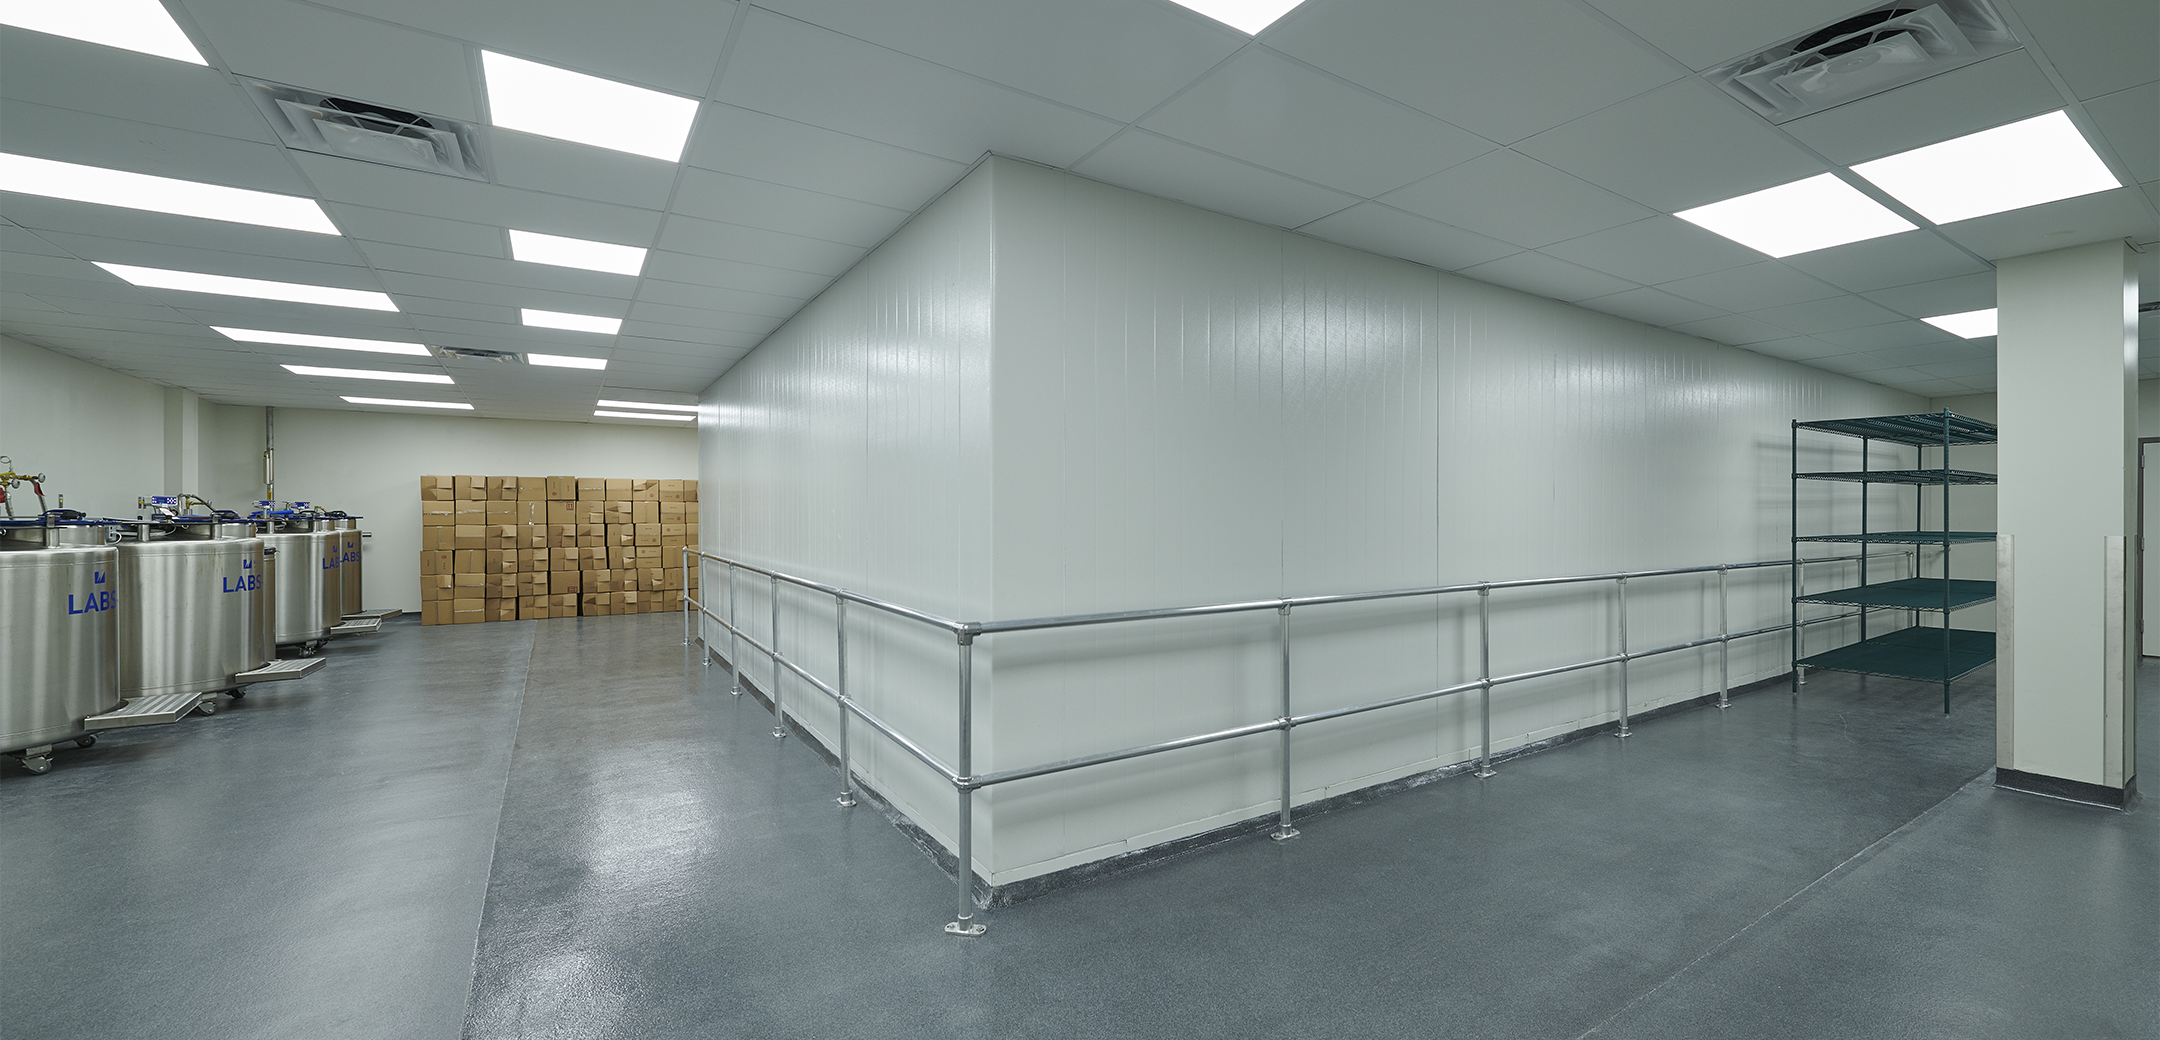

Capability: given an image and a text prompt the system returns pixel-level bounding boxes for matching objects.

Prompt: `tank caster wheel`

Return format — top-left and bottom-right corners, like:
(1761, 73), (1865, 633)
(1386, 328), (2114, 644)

(227, 689), (246, 701)
(13, 746), (54, 774)
(73, 734), (97, 748)
(193, 700), (218, 717)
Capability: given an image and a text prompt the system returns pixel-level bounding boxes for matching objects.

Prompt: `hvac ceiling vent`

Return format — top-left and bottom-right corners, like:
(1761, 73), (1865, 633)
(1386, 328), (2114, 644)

(1705, 1), (2017, 123)
(244, 79), (489, 181)
(437, 347), (521, 363)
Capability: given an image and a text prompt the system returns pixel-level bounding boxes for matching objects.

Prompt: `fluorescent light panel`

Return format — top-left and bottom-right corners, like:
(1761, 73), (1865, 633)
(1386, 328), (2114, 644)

(283, 364), (451, 384)
(521, 308), (621, 335)
(213, 326), (430, 356)
(1922, 308), (1998, 339)
(1, 154), (338, 234)
(1675, 173), (1916, 257)
(595, 410), (694, 422)
(95, 263), (398, 311)
(481, 51), (698, 162)
(596, 399), (697, 412)
(1852, 111), (2121, 225)
(0, 0), (206, 63)
(508, 229), (647, 276)
(342, 396), (472, 410)
(1168, 0), (1306, 34)
(527, 352), (608, 370)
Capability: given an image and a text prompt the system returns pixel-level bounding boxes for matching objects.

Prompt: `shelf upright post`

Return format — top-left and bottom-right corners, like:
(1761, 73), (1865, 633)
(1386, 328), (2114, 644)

(1859, 436), (1870, 645)
(1791, 421), (1802, 694)
(1941, 410), (1953, 714)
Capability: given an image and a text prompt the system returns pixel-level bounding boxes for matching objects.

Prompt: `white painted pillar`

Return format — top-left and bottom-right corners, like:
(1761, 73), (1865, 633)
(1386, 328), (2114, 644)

(162, 387), (201, 500)
(1995, 239), (2139, 808)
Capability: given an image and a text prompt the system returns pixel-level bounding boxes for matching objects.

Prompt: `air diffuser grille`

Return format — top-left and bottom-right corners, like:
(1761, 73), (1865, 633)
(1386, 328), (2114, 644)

(1704, 1), (2016, 122)
(244, 79), (489, 181)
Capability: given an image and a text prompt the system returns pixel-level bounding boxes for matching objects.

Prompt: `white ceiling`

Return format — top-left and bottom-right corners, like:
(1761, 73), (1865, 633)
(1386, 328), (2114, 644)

(1, 0), (2154, 420)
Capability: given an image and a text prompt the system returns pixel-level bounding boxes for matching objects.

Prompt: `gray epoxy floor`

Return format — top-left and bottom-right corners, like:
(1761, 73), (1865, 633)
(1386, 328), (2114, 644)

(4, 615), (2153, 1039)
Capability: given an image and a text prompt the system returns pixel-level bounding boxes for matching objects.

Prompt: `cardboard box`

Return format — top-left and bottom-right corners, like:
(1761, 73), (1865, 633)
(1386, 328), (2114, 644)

(635, 545), (663, 562)
(629, 501), (657, 523)
(424, 486), (458, 502)
(483, 500), (513, 519)
(546, 476), (577, 501)
(453, 594), (484, 612)
(518, 478), (546, 503)
(684, 479), (698, 495)
(577, 476), (605, 495)
(578, 504), (607, 526)
(660, 523), (687, 541)
(549, 524), (577, 543)
(486, 476), (510, 499)
(420, 508), (455, 527)
(422, 474), (455, 496)
(633, 479), (660, 494)
(658, 488), (684, 503)
(423, 573), (453, 595)
(516, 501), (547, 525)
(454, 572), (485, 589)
(635, 523), (661, 547)
(607, 546), (634, 569)
(587, 569), (615, 593)
(452, 549), (481, 572)
(455, 475), (486, 500)
(421, 550), (452, 575)
(619, 590), (642, 612)
(659, 479), (684, 493)
(577, 524), (604, 547)
(686, 523), (699, 542)
(545, 502), (575, 525)
(423, 527), (455, 551)
(455, 505), (487, 523)
(632, 486), (659, 503)
(480, 549), (504, 575)
(490, 601), (518, 621)
(659, 501), (685, 519)
(420, 602), (448, 626)
(603, 501), (633, 523)
(518, 548), (547, 570)
(551, 571), (581, 595)
(605, 478), (631, 493)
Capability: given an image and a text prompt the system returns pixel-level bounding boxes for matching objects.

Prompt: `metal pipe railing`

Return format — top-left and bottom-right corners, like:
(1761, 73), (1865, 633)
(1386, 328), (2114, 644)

(681, 545), (1904, 937)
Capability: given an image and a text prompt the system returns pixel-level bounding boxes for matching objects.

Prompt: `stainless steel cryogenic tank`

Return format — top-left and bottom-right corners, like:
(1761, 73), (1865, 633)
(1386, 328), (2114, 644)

(260, 527), (340, 646)
(113, 522), (269, 699)
(335, 518), (362, 617)
(1, 522), (121, 760)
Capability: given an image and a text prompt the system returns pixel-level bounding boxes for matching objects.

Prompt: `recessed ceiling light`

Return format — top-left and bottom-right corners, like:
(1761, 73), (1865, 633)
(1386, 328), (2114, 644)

(1674, 173), (1916, 257)
(1167, 0), (1307, 34)
(596, 399), (698, 412)
(212, 326), (430, 356)
(1, 154), (339, 234)
(95, 262), (398, 311)
(1921, 308), (1997, 339)
(508, 229), (647, 276)
(481, 51), (699, 163)
(594, 410), (695, 422)
(0, 0), (206, 64)
(527, 353), (608, 370)
(342, 396), (472, 410)
(1851, 111), (2121, 225)
(521, 308), (621, 335)
(283, 364), (451, 384)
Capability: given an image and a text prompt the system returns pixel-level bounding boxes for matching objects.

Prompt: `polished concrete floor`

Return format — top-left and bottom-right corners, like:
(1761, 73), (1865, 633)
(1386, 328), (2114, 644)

(3, 614), (2152, 1039)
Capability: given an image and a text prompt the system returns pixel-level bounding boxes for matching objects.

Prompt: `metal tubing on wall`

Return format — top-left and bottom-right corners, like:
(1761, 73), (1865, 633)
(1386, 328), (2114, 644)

(1272, 606), (1297, 841)
(946, 637), (984, 936)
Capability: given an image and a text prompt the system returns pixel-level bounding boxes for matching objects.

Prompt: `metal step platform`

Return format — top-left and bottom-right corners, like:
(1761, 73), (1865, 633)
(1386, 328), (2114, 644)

(83, 692), (207, 731)
(341, 608), (403, 621)
(327, 616), (384, 636)
(235, 657), (326, 684)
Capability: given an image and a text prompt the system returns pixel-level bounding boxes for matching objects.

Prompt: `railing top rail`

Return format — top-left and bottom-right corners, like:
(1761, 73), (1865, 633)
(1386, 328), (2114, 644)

(687, 547), (1904, 638)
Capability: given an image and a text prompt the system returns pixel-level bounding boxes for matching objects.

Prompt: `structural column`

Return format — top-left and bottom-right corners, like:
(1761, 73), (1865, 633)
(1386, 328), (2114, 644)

(1994, 239), (2139, 808)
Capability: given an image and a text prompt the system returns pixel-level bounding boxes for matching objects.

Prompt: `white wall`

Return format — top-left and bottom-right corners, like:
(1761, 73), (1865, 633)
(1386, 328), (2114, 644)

(272, 408), (697, 612)
(701, 157), (1930, 888)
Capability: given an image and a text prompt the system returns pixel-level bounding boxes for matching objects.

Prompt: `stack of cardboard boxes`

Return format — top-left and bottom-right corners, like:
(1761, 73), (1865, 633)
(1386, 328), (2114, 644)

(419, 474), (699, 625)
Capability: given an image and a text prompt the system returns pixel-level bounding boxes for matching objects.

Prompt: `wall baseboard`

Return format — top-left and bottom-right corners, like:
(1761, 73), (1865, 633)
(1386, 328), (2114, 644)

(1994, 767), (2136, 811)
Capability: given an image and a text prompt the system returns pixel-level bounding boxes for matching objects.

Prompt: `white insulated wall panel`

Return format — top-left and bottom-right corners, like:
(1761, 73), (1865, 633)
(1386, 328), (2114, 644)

(1, 334), (169, 517)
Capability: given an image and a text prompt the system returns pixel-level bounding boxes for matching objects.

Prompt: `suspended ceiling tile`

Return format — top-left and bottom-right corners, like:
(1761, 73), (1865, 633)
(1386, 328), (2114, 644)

(1747, 294), (1905, 334)
(1861, 272), (1997, 319)
(633, 279), (805, 317)
(1375, 149), (1652, 249)
(2009, 0), (2159, 100)
(324, 204), (507, 258)
(1577, 286), (1720, 326)
(1866, 341), (1992, 368)
(488, 131), (680, 211)
(24, 295), (198, 323)
(2082, 82), (2159, 185)
(1072, 130), (1361, 230)
(1779, 52), (2066, 166)
(184, 0), (481, 121)
(1778, 231), (1992, 294)
(1884, 376), (1972, 396)
(1295, 202), (1517, 272)
(1669, 313), (1800, 346)
(164, 300), (421, 335)
(0, 99), (314, 195)
(1932, 188), (2158, 260)
(1659, 261), (1843, 312)
(2, 251), (100, 279)
(1542, 216), (1767, 284)
(618, 321), (762, 351)
(683, 105), (970, 211)
(1802, 351), (1898, 374)
(1, 271), (160, 304)
(0, 30), (271, 142)
(374, 270), (628, 318)
(1, 291), (67, 312)
(1454, 250), (1637, 302)
(395, 299), (514, 326)
(1744, 336), (1847, 361)
(670, 168), (911, 249)
(5, 313), (217, 338)
(1919, 357), (1999, 381)
(0, 225), (70, 256)
(1138, 48), (1491, 199)
(641, 252), (832, 300)
(625, 300), (781, 336)
(1515, 79), (1825, 211)
(291, 153), (665, 246)
(354, 241), (639, 299)
(746, 0), (1239, 122)
(13, 208), (371, 267)
(308, 0), (736, 97)
(1264, 0), (1681, 144)
(1814, 320), (1962, 352)
(717, 10), (1123, 168)
(1578, 0), (1871, 71)
(653, 215), (863, 277)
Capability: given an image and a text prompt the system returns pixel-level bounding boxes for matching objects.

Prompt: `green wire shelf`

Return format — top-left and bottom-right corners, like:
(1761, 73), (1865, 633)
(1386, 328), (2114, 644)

(1794, 530), (1997, 544)
(1795, 577), (1996, 611)
(1794, 412), (1998, 446)
(1797, 468), (1998, 486)
(1797, 627), (1995, 683)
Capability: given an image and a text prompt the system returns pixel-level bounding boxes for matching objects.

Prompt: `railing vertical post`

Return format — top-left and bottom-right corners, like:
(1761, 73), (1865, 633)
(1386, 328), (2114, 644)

(770, 574), (786, 739)
(681, 547), (692, 646)
(945, 634), (985, 936)
(1475, 585), (1496, 777)
(1271, 604), (1298, 841)
(1615, 575), (1632, 738)
(1716, 565), (1731, 709)
(836, 596), (855, 808)
(727, 563), (741, 695)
